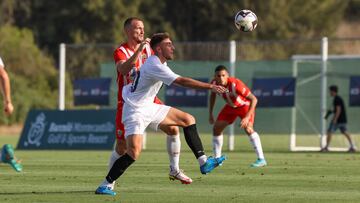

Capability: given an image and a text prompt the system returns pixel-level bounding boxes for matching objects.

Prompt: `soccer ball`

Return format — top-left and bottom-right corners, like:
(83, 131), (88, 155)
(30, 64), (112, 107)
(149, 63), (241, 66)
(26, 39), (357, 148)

(234, 9), (258, 32)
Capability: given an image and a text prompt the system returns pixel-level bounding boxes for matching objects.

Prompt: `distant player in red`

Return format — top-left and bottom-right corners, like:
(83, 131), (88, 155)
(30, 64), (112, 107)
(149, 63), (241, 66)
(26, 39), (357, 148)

(99, 17), (191, 193)
(208, 65), (267, 167)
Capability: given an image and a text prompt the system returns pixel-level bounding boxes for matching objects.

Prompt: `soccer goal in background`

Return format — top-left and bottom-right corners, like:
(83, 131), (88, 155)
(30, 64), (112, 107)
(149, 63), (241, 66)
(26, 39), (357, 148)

(290, 37), (360, 151)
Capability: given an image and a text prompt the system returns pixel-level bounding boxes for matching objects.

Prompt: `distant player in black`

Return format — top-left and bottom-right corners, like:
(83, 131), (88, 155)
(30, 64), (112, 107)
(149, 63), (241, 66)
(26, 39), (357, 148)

(321, 85), (356, 152)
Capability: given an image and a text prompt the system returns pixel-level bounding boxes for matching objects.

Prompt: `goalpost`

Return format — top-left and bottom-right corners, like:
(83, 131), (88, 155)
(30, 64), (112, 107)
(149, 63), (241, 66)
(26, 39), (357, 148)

(290, 37), (360, 151)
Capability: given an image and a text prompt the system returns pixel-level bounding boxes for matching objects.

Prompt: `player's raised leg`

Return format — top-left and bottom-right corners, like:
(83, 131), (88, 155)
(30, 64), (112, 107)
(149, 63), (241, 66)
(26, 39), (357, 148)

(160, 107), (226, 175)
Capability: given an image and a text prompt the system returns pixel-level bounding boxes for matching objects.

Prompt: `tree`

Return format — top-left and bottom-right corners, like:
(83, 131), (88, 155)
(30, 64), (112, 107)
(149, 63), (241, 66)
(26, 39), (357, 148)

(0, 25), (72, 124)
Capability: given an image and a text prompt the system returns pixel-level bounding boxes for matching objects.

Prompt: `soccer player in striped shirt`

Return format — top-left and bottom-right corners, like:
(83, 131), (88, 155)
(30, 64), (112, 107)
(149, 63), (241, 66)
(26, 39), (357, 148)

(209, 65), (267, 167)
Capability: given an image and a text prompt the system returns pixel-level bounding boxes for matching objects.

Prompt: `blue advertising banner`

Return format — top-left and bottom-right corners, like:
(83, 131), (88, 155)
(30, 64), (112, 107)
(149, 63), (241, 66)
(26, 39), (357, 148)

(73, 78), (111, 106)
(17, 109), (116, 150)
(252, 77), (296, 107)
(350, 76), (360, 106)
(165, 78), (209, 107)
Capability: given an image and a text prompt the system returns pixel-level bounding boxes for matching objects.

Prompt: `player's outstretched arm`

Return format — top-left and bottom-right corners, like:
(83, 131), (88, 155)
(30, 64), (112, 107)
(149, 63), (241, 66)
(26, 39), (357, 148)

(209, 92), (217, 124)
(173, 77), (227, 94)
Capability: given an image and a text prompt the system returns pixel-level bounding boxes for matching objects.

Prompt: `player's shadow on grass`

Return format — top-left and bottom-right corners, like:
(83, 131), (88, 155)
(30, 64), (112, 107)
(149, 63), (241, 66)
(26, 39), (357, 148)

(0, 190), (94, 195)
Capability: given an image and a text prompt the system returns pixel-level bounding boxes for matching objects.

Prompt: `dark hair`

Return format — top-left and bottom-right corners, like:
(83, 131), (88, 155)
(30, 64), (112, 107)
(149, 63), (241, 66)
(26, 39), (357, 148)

(150, 32), (170, 50)
(329, 85), (338, 93)
(215, 65), (228, 73)
(124, 17), (142, 29)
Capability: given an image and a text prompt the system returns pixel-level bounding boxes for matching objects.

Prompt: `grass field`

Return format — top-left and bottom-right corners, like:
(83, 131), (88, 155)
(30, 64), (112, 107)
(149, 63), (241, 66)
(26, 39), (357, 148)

(0, 133), (359, 203)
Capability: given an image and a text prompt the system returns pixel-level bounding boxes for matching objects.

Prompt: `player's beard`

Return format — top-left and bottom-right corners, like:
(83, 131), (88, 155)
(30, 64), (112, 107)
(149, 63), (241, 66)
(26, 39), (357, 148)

(165, 53), (173, 60)
(134, 35), (144, 44)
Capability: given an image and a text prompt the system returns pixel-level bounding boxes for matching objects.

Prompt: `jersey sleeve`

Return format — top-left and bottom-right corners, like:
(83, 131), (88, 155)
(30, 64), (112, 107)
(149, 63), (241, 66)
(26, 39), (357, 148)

(235, 79), (251, 97)
(113, 49), (127, 64)
(147, 63), (180, 86)
(334, 96), (343, 106)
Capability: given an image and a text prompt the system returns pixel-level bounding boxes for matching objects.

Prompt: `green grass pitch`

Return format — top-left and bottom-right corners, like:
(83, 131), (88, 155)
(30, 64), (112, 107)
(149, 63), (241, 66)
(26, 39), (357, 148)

(0, 133), (359, 203)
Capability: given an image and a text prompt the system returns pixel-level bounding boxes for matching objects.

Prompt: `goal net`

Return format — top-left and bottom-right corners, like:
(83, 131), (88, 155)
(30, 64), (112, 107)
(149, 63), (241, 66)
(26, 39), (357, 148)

(290, 52), (360, 151)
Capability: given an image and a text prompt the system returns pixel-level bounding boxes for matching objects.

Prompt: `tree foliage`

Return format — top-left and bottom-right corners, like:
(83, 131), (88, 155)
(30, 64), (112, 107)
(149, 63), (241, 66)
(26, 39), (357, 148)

(0, 25), (72, 124)
(1, 0), (353, 55)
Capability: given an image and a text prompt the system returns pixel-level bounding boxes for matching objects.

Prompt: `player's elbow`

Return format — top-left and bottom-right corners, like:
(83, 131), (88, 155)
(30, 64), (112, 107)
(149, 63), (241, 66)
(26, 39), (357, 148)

(173, 77), (186, 86)
(116, 62), (131, 75)
(253, 96), (258, 104)
(117, 65), (127, 75)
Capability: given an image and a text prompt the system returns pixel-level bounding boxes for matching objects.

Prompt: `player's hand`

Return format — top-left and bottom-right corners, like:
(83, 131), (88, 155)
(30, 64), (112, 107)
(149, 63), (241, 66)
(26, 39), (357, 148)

(240, 115), (250, 129)
(211, 85), (228, 94)
(4, 101), (13, 116)
(139, 38), (150, 51)
(209, 114), (214, 125)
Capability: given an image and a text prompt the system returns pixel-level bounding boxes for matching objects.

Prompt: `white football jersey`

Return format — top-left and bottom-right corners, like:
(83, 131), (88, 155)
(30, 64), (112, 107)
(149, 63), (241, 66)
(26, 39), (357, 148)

(122, 55), (179, 107)
(0, 57), (4, 68)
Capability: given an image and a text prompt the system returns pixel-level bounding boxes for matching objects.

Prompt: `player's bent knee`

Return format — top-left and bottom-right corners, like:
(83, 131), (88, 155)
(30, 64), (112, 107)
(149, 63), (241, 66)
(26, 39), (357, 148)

(213, 121), (228, 135)
(183, 113), (196, 126)
(168, 126), (180, 135)
(213, 126), (223, 135)
(245, 127), (254, 135)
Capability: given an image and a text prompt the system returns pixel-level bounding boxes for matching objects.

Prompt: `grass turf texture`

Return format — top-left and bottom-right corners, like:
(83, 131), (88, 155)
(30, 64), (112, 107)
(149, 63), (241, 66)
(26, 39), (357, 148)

(0, 133), (359, 203)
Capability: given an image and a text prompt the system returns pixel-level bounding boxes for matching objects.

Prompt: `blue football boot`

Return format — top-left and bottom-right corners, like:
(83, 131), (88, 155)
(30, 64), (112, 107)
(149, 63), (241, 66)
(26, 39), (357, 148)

(95, 186), (116, 196)
(200, 155), (227, 174)
(250, 158), (267, 168)
(1, 144), (22, 172)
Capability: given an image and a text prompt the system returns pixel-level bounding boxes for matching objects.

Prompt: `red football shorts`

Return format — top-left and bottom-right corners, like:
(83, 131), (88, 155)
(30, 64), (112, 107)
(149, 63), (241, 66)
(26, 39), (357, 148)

(217, 104), (255, 125)
(115, 97), (163, 141)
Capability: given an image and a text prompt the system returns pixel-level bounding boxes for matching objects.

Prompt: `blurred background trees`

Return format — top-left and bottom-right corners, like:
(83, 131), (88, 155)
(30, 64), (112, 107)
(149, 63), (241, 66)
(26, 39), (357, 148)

(0, 0), (359, 124)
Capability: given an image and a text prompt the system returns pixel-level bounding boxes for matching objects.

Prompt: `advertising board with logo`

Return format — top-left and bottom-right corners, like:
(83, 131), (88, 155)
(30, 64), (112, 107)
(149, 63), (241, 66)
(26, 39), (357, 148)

(252, 77), (296, 107)
(17, 109), (116, 150)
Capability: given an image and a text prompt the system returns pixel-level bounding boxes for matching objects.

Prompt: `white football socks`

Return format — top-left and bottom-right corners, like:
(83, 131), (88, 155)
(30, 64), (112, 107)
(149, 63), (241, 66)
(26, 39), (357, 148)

(100, 179), (113, 188)
(167, 134), (180, 172)
(213, 134), (223, 158)
(249, 132), (265, 159)
(197, 155), (207, 166)
(108, 150), (121, 171)
(106, 150), (121, 189)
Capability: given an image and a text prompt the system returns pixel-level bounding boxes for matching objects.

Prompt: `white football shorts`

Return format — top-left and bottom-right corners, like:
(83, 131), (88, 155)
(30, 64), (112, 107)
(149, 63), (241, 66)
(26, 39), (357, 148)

(122, 102), (171, 138)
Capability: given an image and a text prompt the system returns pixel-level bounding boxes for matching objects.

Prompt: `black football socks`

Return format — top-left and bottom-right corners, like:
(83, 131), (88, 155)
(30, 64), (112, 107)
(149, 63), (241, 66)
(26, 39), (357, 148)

(106, 153), (135, 183)
(183, 124), (205, 159)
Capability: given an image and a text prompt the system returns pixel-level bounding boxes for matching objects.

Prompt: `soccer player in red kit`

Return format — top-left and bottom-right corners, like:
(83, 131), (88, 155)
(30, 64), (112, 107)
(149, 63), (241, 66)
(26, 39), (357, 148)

(98, 18), (192, 194)
(208, 65), (267, 167)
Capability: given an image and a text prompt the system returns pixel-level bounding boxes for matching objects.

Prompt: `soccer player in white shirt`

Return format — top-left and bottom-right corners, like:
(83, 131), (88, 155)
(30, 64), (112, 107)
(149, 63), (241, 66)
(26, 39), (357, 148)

(109, 17), (192, 188)
(96, 33), (227, 196)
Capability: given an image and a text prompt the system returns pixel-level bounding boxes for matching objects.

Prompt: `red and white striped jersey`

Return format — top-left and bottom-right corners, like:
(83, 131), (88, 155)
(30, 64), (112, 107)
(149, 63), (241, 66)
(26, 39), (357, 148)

(212, 77), (251, 108)
(113, 43), (152, 105)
